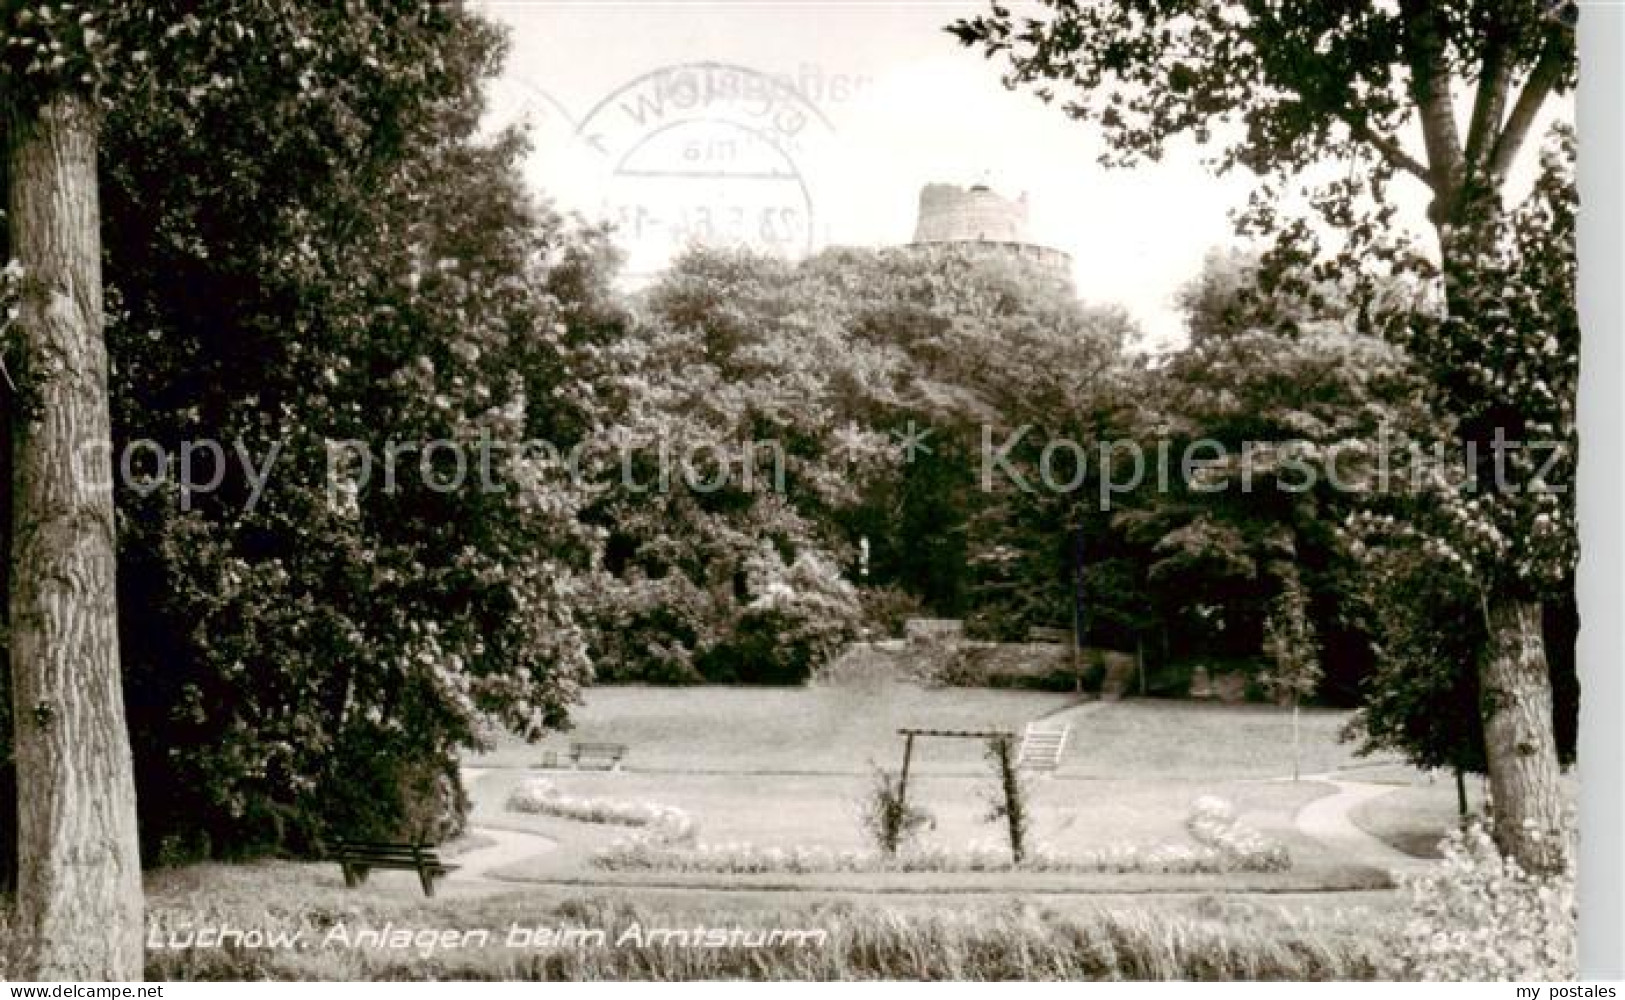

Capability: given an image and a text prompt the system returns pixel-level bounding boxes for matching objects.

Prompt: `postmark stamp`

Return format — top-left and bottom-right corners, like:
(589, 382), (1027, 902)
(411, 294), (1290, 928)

(495, 60), (864, 277)
(574, 62), (839, 275)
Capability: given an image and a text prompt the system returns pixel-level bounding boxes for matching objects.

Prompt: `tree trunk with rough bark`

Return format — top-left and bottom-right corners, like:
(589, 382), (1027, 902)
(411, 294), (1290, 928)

(5, 93), (144, 981)
(1479, 595), (1567, 876)
(1434, 192), (1569, 881)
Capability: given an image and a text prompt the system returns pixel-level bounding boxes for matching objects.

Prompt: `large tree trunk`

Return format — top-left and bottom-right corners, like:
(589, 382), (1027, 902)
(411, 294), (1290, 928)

(5, 93), (144, 980)
(1434, 197), (1570, 881)
(1479, 595), (1567, 876)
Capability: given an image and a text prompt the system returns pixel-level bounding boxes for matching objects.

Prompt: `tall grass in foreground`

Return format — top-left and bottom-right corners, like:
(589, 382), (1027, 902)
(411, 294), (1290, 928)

(140, 895), (1398, 981)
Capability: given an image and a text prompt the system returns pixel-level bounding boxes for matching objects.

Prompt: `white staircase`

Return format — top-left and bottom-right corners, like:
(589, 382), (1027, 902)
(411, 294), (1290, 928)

(1016, 721), (1070, 772)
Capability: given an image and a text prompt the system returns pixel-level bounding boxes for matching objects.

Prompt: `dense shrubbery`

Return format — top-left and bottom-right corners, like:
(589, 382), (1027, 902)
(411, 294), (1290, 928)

(701, 551), (865, 685)
(1398, 820), (1576, 980)
(926, 643), (1081, 691)
(815, 639), (1082, 692)
(858, 586), (930, 640)
(857, 768), (933, 855)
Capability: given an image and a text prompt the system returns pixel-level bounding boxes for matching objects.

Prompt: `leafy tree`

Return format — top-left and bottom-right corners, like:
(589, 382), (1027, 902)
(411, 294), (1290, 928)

(2, 2), (594, 976)
(951, 0), (1577, 873)
(816, 246), (1137, 640)
(1345, 541), (1487, 813)
(1346, 128), (1579, 823)
(1176, 247), (1427, 347)
(578, 244), (1136, 679)
(1110, 316), (1432, 696)
(101, 110), (601, 859)
(1261, 570), (1322, 781)
(575, 247), (888, 683)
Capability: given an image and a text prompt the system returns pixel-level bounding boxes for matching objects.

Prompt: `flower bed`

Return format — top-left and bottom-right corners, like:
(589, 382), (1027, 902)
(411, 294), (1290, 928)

(1398, 820), (1576, 980)
(505, 778), (695, 844)
(1186, 795), (1291, 872)
(593, 797), (1290, 875)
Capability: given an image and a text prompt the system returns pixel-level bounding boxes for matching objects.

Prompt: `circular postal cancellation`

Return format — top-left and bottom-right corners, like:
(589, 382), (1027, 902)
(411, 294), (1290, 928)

(572, 62), (838, 277)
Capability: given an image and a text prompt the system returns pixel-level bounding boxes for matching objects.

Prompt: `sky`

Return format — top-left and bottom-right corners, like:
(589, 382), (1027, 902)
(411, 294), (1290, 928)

(474, 0), (1572, 351)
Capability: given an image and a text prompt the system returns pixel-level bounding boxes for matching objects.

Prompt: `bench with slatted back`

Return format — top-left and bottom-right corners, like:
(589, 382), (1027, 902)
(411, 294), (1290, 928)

(330, 839), (458, 897)
(569, 741), (627, 770)
(1027, 626), (1073, 645)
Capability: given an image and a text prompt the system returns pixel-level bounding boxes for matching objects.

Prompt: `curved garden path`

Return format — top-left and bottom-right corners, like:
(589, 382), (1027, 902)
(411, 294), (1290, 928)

(447, 767), (560, 892)
(1290, 777), (1429, 877)
(456, 825), (559, 881)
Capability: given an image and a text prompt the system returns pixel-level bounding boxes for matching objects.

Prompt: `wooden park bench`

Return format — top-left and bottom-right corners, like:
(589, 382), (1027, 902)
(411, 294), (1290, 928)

(330, 839), (458, 898)
(1027, 625), (1073, 644)
(569, 741), (628, 770)
(904, 618), (964, 645)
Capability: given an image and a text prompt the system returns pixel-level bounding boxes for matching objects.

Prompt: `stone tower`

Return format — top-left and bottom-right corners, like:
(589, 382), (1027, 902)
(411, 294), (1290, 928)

(908, 182), (1073, 286)
(912, 182), (1030, 243)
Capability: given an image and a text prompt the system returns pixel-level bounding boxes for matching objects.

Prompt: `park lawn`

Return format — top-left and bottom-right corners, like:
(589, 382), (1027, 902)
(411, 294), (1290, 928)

(1058, 700), (1374, 780)
(463, 686), (1399, 888)
(118, 690), (1418, 979)
(468, 684), (1386, 783)
(1349, 771), (1578, 859)
(1350, 782), (1476, 859)
(468, 683), (1083, 774)
(468, 768), (1364, 886)
(474, 770), (1336, 854)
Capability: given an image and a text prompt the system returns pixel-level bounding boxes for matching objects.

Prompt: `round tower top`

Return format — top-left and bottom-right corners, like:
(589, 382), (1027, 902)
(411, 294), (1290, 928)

(912, 182), (1031, 244)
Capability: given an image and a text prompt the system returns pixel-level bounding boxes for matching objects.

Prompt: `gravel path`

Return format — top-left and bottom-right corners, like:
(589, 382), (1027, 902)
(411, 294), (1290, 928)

(1033, 698), (1110, 725)
(456, 826), (558, 881)
(1292, 778), (1429, 877)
